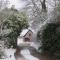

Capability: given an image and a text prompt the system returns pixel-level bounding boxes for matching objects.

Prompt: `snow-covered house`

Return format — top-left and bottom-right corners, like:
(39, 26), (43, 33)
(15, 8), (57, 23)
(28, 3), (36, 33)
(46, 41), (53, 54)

(17, 29), (33, 47)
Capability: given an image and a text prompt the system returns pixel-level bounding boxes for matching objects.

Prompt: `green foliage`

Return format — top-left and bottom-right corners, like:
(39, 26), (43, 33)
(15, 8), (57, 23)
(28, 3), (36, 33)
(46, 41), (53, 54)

(4, 10), (29, 48)
(57, 3), (60, 11)
(0, 7), (29, 48)
(2, 9), (29, 48)
(37, 23), (60, 55)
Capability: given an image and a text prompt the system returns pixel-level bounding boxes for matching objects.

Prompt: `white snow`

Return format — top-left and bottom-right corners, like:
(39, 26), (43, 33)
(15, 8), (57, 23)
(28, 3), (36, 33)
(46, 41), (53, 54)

(30, 42), (40, 50)
(0, 29), (12, 35)
(0, 47), (39, 60)
(0, 48), (16, 60)
(17, 37), (31, 47)
(17, 37), (24, 46)
(21, 49), (39, 60)
(20, 29), (29, 37)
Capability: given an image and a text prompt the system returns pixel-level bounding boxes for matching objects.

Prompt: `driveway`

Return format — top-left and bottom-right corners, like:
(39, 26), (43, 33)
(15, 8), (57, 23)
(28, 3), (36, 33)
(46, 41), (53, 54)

(14, 47), (55, 60)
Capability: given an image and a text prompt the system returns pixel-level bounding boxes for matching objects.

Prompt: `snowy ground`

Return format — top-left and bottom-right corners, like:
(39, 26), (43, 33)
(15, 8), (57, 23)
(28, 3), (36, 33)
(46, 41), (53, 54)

(0, 48), (16, 60)
(0, 48), (39, 60)
(21, 49), (39, 60)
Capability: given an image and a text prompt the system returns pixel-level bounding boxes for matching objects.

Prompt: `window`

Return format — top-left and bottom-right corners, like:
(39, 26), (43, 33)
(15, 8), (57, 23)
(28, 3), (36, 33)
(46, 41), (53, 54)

(24, 38), (30, 42)
(29, 33), (31, 36)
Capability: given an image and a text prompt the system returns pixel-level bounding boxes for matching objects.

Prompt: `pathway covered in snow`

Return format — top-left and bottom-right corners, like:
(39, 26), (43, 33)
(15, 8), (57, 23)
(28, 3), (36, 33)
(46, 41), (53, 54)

(21, 49), (39, 60)
(0, 47), (55, 60)
(0, 48), (39, 60)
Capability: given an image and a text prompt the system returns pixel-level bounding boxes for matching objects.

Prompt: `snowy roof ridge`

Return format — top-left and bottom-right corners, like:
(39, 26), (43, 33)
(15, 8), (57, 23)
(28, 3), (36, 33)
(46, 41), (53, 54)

(20, 28), (33, 37)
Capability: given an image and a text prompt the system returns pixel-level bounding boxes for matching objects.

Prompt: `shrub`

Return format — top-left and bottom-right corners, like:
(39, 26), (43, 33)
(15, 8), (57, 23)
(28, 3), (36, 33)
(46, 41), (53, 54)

(38, 23), (60, 55)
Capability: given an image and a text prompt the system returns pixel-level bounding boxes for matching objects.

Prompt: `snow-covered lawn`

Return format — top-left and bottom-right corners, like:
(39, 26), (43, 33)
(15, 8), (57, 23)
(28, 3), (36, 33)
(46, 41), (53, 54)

(0, 48), (16, 60)
(0, 48), (39, 60)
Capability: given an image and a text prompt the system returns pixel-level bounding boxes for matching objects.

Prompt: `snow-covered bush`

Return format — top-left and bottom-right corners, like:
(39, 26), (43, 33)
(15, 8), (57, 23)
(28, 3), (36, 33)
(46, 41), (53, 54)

(38, 23), (60, 56)
(0, 41), (5, 59)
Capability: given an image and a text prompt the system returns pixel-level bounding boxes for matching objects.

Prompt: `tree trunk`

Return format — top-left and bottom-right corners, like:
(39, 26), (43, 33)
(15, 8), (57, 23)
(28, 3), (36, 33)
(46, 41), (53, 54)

(41, 0), (46, 11)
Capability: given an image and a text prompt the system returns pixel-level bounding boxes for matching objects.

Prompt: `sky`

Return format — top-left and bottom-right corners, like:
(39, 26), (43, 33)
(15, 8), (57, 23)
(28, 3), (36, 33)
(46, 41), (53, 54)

(8, 0), (26, 9)
(8, 0), (55, 10)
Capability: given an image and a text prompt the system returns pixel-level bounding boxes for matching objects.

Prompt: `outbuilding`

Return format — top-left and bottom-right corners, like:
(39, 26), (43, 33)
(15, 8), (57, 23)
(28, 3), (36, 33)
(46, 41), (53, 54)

(17, 29), (33, 47)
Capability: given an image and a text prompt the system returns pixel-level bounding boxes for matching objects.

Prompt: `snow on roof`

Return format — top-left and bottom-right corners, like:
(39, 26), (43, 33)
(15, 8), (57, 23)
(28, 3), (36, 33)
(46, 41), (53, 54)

(20, 29), (28, 37)
(28, 27), (34, 33)
(20, 29), (30, 37)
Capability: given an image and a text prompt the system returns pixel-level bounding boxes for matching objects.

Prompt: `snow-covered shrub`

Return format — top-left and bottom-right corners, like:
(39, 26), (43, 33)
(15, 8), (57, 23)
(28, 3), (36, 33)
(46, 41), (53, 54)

(0, 41), (5, 59)
(38, 23), (60, 55)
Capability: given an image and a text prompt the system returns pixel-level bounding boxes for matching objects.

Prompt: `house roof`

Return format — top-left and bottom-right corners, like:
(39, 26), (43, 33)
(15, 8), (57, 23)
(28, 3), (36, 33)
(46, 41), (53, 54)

(20, 29), (33, 37)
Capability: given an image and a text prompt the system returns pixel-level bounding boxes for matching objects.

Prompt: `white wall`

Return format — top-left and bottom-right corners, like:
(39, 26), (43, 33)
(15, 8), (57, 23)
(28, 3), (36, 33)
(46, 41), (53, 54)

(24, 31), (33, 42)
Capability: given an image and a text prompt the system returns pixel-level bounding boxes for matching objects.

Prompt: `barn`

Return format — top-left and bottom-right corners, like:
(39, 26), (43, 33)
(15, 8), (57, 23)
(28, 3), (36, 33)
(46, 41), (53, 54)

(17, 29), (33, 47)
